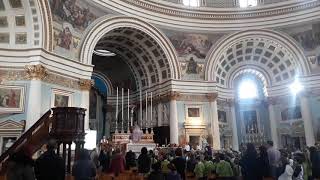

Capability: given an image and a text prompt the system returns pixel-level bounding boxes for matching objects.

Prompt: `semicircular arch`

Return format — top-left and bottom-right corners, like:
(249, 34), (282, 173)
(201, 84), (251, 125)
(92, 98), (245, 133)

(80, 15), (181, 80)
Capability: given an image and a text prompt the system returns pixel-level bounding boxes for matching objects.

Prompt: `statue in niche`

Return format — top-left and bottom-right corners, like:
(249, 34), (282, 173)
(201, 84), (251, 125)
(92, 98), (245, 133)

(186, 57), (198, 74)
(162, 103), (169, 124)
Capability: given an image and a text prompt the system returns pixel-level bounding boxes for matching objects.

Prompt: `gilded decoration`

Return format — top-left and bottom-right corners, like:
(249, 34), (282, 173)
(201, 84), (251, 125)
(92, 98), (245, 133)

(0, 69), (82, 90)
(79, 79), (93, 91)
(25, 64), (48, 80)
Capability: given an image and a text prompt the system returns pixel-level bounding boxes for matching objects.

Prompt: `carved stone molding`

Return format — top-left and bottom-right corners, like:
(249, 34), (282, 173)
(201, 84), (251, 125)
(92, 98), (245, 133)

(79, 79), (94, 91)
(25, 64), (48, 80)
(0, 69), (82, 90)
(206, 93), (218, 102)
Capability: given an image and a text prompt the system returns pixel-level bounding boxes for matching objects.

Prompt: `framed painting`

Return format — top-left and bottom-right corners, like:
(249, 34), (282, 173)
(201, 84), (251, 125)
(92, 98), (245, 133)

(0, 85), (25, 113)
(51, 89), (73, 107)
(218, 110), (227, 123)
(188, 108), (200, 118)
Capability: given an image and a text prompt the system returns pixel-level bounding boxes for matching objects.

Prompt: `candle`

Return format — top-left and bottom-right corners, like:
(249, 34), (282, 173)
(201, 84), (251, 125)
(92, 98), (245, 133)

(150, 92), (152, 128)
(121, 88), (124, 131)
(140, 89), (142, 128)
(116, 87), (118, 132)
(128, 89), (130, 129)
(146, 91), (148, 129)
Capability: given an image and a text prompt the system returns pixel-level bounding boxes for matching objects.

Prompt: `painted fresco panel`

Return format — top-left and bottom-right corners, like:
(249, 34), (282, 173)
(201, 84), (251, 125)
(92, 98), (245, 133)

(0, 85), (25, 113)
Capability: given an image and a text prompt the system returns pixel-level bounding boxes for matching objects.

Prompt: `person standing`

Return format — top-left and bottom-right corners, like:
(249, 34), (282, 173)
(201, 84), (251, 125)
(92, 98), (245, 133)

(240, 143), (259, 180)
(171, 148), (186, 180)
(257, 146), (270, 179)
(34, 139), (65, 180)
(109, 148), (126, 176)
(309, 146), (320, 179)
(72, 149), (96, 180)
(278, 159), (294, 180)
(215, 153), (234, 179)
(266, 140), (281, 179)
(7, 147), (35, 180)
(138, 147), (151, 175)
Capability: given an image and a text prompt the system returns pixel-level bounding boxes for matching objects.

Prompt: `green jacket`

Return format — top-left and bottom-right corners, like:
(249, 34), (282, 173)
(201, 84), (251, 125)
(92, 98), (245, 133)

(204, 160), (214, 177)
(194, 161), (205, 178)
(215, 160), (234, 177)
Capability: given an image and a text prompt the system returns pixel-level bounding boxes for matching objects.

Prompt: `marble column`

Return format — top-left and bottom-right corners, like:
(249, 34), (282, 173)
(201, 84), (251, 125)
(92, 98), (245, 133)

(25, 64), (47, 129)
(268, 97), (279, 148)
(79, 79), (93, 130)
(207, 93), (220, 150)
(229, 99), (239, 151)
(157, 102), (163, 127)
(300, 94), (315, 146)
(169, 92), (179, 144)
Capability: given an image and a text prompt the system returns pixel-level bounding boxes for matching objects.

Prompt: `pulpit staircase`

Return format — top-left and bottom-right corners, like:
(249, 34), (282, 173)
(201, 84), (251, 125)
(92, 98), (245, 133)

(0, 107), (86, 177)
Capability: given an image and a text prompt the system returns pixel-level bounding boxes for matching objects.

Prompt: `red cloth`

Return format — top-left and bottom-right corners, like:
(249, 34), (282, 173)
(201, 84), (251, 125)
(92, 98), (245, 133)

(109, 154), (125, 175)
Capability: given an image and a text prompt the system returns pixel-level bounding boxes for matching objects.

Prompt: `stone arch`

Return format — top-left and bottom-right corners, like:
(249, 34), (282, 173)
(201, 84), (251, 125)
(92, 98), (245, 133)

(205, 29), (310, 87)
(80, 16), (181, 80)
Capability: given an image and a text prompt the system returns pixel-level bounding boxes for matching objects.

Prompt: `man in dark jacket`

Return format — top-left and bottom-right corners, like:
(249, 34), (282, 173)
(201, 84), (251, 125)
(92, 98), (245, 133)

(138, 147), (151, 174)
(34, 139), (65, 180)
(171, 148), (186, 180)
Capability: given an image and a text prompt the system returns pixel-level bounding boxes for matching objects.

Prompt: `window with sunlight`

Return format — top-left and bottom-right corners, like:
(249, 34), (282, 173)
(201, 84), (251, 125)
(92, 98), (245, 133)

(238, 79), (258, 99)
(183, 0), (200, 7)
(239, 0), (258, 8)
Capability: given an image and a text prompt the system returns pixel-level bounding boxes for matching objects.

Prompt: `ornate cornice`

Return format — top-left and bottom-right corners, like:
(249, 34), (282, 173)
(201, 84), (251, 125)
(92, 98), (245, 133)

(119, 0), (319, 19)
(99, 0), (320, 30)
(25, 64), (48, 80)
(79, 79), (94, 91)
(0, 69), (82, 90)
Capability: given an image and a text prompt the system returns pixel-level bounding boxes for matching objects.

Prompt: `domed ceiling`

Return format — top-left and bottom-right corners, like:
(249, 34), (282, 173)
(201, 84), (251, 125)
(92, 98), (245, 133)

(160, 0), (290, 8)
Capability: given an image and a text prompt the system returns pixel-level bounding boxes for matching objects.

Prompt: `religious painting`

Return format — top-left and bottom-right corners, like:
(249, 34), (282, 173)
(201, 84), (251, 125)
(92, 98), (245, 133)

(0, 33), (9, 43)
(218, 110), (227, 123)
(51, 89), (72, 107)
(243, 110), (258, 133)
(0, 85), (25, 113)
(9, 0), (22, 8)
(15, 33), (27, 44)
(186, 57), (199, 74)
(0, 16), (8, 27)
(188, 108), (200, 118)
(291, 22), (320, 51)
(15, 16), (25, 26)
(49, 0), (97, 32)
(168, 33), (213, 58)
(1, 137), (16, 153)
(54, 27), (74, 50)
(281, 106), (302, 121)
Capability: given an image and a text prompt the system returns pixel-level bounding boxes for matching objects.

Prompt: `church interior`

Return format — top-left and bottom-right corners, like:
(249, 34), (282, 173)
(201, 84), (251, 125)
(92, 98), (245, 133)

(1, 0), (320, 179)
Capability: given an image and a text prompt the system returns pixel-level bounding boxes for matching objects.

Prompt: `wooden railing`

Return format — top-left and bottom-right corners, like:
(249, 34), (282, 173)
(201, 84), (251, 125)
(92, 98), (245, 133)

(0, 107), (86, 174)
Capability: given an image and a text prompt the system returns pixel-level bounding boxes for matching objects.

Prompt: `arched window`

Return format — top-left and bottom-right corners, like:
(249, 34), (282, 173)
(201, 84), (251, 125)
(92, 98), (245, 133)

(183, 0), (200, 7)
(239, 0), (258, 8)
(238, 79), (258, 99)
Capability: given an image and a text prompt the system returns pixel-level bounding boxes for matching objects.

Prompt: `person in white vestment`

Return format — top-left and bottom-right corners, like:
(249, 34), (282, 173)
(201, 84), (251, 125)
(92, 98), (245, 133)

(278, 159), (294, 180)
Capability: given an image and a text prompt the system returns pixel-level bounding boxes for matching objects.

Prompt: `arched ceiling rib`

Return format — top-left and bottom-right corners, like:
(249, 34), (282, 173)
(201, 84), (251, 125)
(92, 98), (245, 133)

(213, 38), (297, 87)
(94, 27), (173, 89)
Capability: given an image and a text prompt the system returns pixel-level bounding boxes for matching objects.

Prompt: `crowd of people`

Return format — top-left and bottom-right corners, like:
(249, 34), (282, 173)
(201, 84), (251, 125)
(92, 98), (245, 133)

(5, 139), (320, 180)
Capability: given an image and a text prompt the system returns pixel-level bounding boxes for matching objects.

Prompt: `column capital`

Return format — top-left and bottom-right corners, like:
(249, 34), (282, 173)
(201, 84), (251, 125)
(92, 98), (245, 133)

(162, 91), (180, 101)
(226, 98), (235, 106)
(206, 93), (218, 102)
(25, 64), (48, 80)
(79, 79), (94, 91)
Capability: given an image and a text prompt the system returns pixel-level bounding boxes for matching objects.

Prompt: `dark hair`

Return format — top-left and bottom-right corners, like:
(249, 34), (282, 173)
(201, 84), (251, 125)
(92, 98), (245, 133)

(218, 153), (225, 160)
(245, 143), (257, 157)
(267, 140), (274, 146)
(168, 163), (176, 171)
(259, 146), (268, 156)
(47, 139), (57, 150)
(175, 148), (183, 156)
(152, 162), (161, 171)
(78, 149), (90, 160)
(141, 147), (148, 154)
